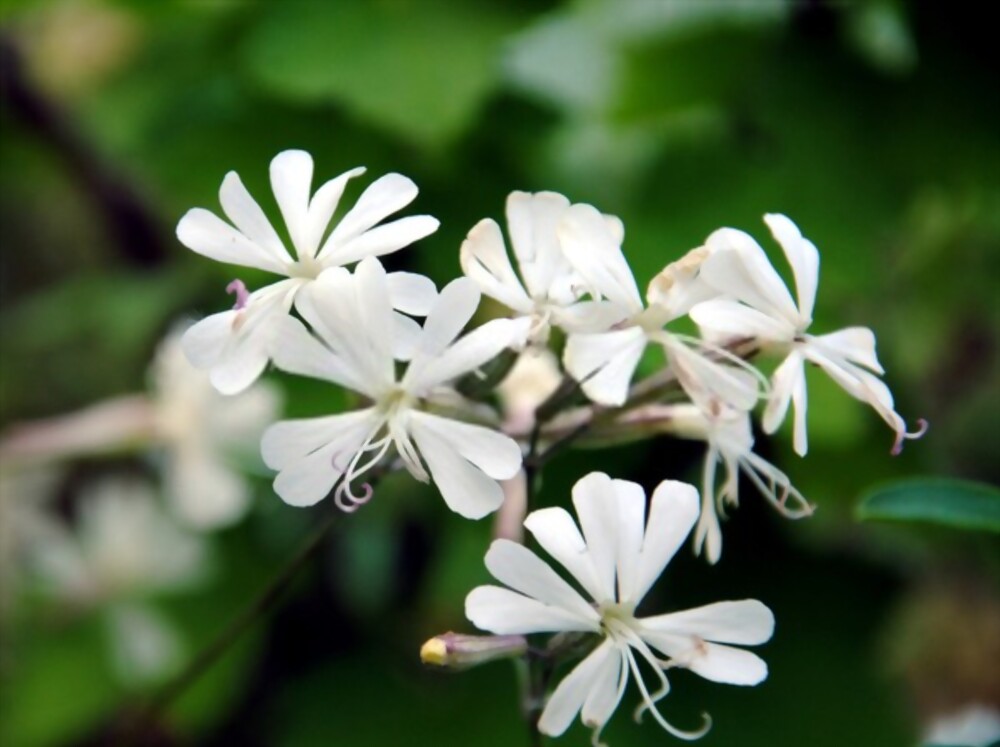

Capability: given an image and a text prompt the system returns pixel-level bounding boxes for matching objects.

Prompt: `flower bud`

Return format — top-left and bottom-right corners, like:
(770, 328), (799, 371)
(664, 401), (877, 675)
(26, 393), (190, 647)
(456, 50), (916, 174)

(420, 632), (527, 671)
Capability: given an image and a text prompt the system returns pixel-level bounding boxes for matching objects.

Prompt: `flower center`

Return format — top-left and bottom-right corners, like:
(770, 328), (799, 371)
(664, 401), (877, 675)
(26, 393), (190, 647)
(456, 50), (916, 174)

(377, 386), (414, 418)
(287, 256), (323, 279)
(598, 601), (639, 642)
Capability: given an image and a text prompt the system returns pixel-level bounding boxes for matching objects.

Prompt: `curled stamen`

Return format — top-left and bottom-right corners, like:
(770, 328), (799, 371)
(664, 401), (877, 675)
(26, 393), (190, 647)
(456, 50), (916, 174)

(226, 279), (250, 310)
(334, 481), (374, 512)
(891, 417), (929, 456)
(625, 648), (711, 740)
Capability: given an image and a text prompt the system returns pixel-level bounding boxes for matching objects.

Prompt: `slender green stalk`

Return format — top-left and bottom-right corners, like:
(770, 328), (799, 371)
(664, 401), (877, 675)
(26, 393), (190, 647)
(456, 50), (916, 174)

(118, 506), (343, 744)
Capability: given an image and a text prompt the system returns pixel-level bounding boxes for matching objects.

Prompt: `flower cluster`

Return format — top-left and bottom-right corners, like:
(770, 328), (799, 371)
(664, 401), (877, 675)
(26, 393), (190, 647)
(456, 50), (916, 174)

(177, 150), (924, 742)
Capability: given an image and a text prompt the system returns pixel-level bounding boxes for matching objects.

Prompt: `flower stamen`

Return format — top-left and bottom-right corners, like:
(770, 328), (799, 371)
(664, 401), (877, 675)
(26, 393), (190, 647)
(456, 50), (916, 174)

(226, 279), (250, 310)
(891, 417), (929, 456)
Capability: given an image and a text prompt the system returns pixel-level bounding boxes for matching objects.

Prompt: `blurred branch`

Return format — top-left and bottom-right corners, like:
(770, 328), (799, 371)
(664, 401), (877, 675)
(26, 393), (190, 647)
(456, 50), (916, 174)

(0, 34), (167, 267)
(117, 505), (345, 745)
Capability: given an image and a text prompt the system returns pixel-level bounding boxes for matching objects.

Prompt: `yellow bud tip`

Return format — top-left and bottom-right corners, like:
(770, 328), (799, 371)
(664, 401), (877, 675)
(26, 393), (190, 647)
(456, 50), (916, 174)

(420, 638), (449, 666)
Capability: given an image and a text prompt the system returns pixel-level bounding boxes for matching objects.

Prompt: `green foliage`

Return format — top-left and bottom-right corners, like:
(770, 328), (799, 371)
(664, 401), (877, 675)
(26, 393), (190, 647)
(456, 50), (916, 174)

(857, 477), (1000, 533)
(1, 1), (997, 746)
(241, 0), (521, 148)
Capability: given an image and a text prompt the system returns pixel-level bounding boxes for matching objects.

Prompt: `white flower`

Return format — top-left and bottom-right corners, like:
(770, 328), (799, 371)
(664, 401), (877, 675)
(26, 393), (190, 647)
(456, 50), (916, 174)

(262, 257), (530, 519)
(460, 191), (627, 347)
(178, 150), (439, 394)
(690, 214), (926, 456)
(150, 325), (281, 529)
(466, 472), (774, 744)
(558, 204), (763, 409)
(657, 403), (814, 564)
(27, 477), (207, 603)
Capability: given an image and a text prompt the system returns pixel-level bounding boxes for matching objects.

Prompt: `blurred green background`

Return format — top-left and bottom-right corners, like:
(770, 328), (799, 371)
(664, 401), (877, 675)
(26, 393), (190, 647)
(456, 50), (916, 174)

(1, 1), (998, 746)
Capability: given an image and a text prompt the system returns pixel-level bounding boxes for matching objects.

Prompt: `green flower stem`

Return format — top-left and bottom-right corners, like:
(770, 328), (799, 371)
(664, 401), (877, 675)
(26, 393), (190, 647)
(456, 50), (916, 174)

(118, 504), (345, 744)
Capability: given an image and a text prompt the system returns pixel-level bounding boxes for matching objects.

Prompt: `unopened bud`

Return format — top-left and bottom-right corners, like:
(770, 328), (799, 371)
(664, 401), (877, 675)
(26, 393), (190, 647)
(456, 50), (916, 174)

(420, 632), (527, 671)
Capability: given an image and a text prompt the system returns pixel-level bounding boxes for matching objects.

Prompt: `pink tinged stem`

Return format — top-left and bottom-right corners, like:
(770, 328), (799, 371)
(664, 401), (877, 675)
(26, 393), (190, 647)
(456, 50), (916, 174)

(891, 418), (929, 456)
(226, 279), (250, 310)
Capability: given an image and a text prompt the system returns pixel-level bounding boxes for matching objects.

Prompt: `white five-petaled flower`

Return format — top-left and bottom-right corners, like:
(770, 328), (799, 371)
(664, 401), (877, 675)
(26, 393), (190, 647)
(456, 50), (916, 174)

(178, 149), (439, 394)
(557, 205), (763, 410)
(466, 472), (774, 744)
(460, 191), (627, 347)
(690, 214), (926, 456)
(262, 257), (530, 519)
(655, 402), (814, 565)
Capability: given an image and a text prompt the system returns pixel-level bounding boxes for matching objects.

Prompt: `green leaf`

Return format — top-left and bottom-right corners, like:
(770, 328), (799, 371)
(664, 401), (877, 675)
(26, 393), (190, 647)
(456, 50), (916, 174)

(241, 0), (520, 147)
(856, 477), (1000, 532)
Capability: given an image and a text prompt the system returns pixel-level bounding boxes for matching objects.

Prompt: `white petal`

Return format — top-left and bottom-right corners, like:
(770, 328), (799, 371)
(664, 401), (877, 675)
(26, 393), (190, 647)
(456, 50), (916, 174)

(580, 644), (626, 734)
(300, 167), (365, 256)
(405, 317), (530, 392)
(207, 336), (271, 396)
(524, 507), (604, 602)
(267, 410), (382, 510)
(270, 315), (371, 394)
(571, 472), (619, 604)
(181, 310), (237, 370)
(551, 300), (630, 335)
(459, 218), (533, 313)
(812, 327), (883, 374)
(764, 214), (819, 322)
(465, 585), (594, 635)
(182, 282), (297, 394)
(322, 215), (439, 266)
(610, 479), (646, 605)
(641, 600), (775, 645)
(648, 635), (769, 686)
(260, 408), (378, 470)
(805, 348), (910, 440)
(505, 191), (572, 299)
(391, 311), (422, 361)
(763, 353), (814, 455)
(700, 231), (799, 323)
(412, 277), (481, 358)
(408, 412), (521, 480)
(269, 150), (314, 260)
(484, 539), (599, 623)
(538, 640), (617, 737)
(559, 203), (643, 314)
(693, 468), (723, 566)
(321, 172), (419, 255)
(646, 246), (719, 320)
(604, 213), (625, 245)
(348, 256), (396, 384)
(271, 440), (345, 508)
(408, 413), (520, 519)
(564, 326), (648, 406)
(218, 171), (295, 265)
(632, 479), (699, 604)
(689, 299), (795, 344)
(176, 208), (288, 274)
(663, 335), (760, 412)
(387, 271), (438, 316)
(295, 265), (393, 392)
